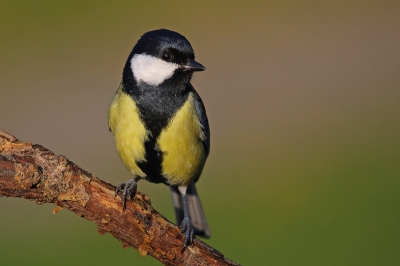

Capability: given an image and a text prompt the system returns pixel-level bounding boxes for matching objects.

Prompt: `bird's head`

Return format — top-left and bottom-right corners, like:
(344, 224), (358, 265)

(123, 29), (205, 89)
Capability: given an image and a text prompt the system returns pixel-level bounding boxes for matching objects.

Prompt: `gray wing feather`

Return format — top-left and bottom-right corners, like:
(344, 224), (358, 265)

(191, 87), (210, 157)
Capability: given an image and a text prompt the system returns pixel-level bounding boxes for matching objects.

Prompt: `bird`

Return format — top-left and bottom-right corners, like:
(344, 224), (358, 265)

(108, 29), (211, 250)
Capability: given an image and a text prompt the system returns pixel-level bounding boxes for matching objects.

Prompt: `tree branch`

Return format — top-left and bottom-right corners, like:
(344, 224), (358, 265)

(0, 129), (239, 266)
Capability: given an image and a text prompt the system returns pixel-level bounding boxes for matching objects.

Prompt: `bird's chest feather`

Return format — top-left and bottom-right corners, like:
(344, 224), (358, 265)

(157, 93), (206, 185)
(109, 88), (205, 185)
(108, 87), (149, 177)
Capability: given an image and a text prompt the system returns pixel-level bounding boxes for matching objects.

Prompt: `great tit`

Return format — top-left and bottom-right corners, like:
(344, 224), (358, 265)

(108, 29), (211, 249)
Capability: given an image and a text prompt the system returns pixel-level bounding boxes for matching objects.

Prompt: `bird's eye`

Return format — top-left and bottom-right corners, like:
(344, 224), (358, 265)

(161, 51), (173, 62)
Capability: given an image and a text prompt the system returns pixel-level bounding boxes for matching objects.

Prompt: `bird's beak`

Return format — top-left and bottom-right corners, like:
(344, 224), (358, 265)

(181, 60), (206, 71)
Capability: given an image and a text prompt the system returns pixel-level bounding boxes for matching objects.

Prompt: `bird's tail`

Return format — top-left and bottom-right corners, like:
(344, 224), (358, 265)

(170, 183), (211, 238)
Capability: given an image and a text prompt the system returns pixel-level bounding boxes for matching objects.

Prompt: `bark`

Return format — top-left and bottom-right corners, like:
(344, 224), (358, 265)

(0, 129), (239, 266)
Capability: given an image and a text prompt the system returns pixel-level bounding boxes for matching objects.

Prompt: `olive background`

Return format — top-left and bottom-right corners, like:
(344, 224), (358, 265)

(1, 1), (399, 265)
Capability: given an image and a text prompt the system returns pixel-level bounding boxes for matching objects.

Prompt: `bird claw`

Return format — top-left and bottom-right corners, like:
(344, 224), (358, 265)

(177, 217), (194, 252)
(115, 179), (137, 211)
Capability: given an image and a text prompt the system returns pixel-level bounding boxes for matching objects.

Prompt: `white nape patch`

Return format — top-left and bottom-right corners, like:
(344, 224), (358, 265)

(131, 54), (179, 86)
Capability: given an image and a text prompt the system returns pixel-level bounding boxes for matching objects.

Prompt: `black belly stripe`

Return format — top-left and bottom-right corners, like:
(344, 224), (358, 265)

(122, 81), (190, 184)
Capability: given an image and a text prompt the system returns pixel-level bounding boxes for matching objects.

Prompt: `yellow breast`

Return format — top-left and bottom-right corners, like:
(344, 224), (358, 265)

(157, 93), (206, 186)
(108, 86), (149, 177)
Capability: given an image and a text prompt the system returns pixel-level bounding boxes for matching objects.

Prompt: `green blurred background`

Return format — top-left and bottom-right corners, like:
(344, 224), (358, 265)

(1, 1), (399, 265)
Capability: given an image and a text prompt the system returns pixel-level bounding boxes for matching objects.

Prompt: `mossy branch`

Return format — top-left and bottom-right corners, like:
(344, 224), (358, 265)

(0, 129), (239, 266)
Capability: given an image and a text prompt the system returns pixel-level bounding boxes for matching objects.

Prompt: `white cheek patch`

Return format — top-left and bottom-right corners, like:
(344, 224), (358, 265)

(130, 54), (179, 86)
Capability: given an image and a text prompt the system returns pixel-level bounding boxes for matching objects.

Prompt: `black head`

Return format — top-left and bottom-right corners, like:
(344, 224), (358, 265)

(133, 29), (194, 61)
(123, 29), (205, 90)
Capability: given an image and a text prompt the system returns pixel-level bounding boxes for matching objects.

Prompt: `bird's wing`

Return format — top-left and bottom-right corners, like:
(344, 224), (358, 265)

(190, 86), (210, 157)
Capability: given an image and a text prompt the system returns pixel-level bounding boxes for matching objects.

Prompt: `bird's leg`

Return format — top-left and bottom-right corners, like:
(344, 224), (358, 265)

(176, 185), (194, 251)
(115, 176), (140, 211)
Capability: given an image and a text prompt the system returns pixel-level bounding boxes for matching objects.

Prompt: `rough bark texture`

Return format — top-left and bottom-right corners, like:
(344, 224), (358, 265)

(0, 129), (239, 266)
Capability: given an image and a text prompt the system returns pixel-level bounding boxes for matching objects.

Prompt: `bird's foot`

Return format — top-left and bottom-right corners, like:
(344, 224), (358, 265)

(177, 217), (194, 252)
(115, 179), (137, 211)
